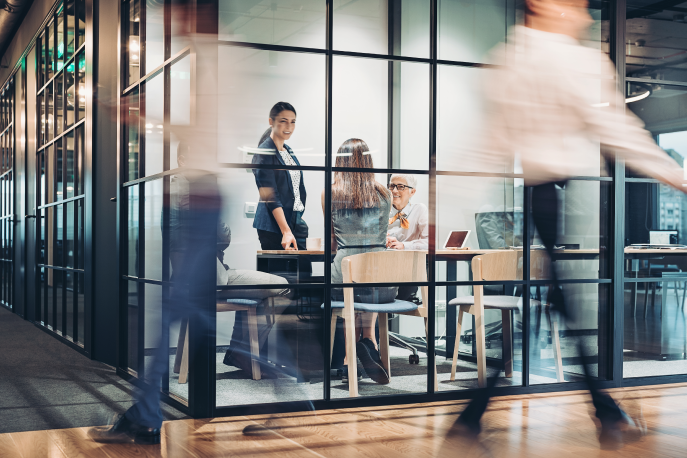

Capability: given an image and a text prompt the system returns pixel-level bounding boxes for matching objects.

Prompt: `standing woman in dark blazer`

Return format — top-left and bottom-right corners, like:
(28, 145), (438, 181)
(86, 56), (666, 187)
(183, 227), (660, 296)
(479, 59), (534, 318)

(252, 102), (310, 277)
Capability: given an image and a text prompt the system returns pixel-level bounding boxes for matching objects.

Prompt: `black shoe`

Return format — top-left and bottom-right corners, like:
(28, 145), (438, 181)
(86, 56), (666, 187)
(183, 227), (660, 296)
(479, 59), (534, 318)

(341, 366), (363, 384)
(356, 338), (389, 384)
(223, 348), (238, 368)
(88, 414), (161, 445)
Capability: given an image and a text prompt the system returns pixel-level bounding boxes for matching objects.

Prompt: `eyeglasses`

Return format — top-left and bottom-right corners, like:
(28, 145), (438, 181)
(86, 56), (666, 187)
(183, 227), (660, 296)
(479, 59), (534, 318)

(388, 184), (413, 191)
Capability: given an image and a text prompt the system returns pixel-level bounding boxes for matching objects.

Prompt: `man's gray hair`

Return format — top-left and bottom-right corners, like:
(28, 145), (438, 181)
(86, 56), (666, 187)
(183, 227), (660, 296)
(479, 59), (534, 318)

(390, 174), (417, 189)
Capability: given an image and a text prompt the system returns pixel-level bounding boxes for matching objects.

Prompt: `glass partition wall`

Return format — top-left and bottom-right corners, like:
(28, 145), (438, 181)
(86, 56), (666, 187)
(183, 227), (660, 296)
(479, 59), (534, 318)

(0, 78), (15, 312)
(118, 0), (687, 418)
(35, 1), (87, 347)
(623, 1), (687, 380)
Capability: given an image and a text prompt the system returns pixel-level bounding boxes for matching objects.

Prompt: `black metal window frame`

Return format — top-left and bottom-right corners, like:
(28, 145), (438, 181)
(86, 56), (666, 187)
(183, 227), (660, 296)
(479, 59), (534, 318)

(116, 0), (687, 418)
(32, 0), (88, 350)
(0, 77), (15, 312)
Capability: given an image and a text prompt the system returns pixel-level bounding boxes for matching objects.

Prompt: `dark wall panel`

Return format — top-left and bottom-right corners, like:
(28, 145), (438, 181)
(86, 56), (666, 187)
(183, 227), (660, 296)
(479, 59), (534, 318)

(91, 0), (119, 365)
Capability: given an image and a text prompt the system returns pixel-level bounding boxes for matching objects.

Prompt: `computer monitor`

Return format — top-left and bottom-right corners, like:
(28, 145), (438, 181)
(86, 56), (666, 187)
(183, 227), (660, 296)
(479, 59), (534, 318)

(649, 230), (679, 245)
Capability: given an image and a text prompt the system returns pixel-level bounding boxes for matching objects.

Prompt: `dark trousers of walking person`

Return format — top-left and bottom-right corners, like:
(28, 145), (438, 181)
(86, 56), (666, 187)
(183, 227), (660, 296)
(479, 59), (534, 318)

(458, 181), (623, 430)
(125, 176), (220, 431)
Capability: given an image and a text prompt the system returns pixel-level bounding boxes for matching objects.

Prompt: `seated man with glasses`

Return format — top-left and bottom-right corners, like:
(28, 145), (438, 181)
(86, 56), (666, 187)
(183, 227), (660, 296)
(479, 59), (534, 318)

(387, 174), (428, 302)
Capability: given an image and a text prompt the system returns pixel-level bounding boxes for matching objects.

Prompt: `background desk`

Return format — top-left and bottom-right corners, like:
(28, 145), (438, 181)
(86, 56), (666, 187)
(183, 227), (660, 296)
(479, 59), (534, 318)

(624, 248), (687, 358)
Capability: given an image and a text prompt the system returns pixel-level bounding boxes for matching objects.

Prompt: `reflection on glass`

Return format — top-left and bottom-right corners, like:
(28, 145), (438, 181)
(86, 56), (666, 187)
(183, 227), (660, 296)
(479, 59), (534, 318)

(438, 66), (504, 172)
(66, 202), (74, 269)
(77, 125), (84, 195)
(47, 83), (54, 142)
(438, 0), (511, 64)
(144, 74), (163, 176)
(170, 55), (190, 168)
(127, 0), (141, 85)
(391, 62), (429, 170)
(65, 54), (75, 126)
(217, 48), (325, 165)
(626, 1), (687, 82)
(66, 1), (75, 60)
(143, 284), (162, 382)
(143, 179), (163, 281)
(46, 145), (54, 205)
(38, 91), (45, 147)
(219, 0), (326, 49)
(627, 84), (687, 178)
(126, 89), (140, 181)
(77, 0), (85, 48)
(333, 57), (388, 166)
(333, 0), (387, 54)
(145, 0), (165, 74)
(66, 132), (74, 199)
(77, 199), (84, 269)
(77, 52), (85, 121)
(39, 33), (46, 88)
(65, 270), (74, 338)
(48, 20), (55, 81)
(127, 281), (140, 373)
(56, 139), (63, 201)
(56, 6), (64, 73)
(128, 185), (139, 276)
(55, 73), (63, 136)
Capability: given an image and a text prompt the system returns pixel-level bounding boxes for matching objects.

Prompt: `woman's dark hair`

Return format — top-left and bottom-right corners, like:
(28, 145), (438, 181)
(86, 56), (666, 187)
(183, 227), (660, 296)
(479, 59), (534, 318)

(258, 102), (297, 146)
(258, 128), (272, 147)
(269, 101), (296, 120)
(332, 139), (390, 210)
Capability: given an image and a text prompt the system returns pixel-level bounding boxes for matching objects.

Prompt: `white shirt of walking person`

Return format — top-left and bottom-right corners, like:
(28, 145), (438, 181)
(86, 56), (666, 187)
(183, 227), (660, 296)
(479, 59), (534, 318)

(386, 174), (429, 250)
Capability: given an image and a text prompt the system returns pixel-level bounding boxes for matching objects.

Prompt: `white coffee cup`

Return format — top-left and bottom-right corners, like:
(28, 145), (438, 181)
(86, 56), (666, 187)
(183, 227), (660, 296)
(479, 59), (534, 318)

(306, 237), (322, 251)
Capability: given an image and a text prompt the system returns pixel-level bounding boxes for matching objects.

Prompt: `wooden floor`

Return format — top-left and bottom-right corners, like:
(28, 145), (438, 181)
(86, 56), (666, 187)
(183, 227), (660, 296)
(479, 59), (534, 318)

(2, 384), (687, 458)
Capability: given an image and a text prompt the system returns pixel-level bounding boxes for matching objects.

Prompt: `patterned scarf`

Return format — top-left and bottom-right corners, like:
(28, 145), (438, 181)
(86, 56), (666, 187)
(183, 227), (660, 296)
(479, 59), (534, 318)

(389, 211), (409, 229)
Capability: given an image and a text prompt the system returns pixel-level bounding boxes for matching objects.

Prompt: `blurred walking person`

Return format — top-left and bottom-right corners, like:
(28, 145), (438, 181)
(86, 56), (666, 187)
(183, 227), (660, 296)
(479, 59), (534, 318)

(88, 168), (221, 445)
(450, 0), (685, 450)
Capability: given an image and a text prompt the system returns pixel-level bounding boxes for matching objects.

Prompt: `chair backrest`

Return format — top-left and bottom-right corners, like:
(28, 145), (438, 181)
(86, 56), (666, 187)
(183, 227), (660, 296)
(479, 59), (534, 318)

(342, 250), (427, 284)
(341, 251), (428, 307)
(472, 251), (519, 281)
(473, 250), (551, 281)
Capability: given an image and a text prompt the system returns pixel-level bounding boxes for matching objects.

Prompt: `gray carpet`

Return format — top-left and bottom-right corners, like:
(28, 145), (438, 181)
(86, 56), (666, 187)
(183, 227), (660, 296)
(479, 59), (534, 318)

(0, 307), (187, 433)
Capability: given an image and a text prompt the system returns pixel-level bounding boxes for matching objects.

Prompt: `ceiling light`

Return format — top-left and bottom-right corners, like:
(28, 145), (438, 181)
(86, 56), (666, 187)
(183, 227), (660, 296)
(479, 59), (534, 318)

(626, 90), (651, 103)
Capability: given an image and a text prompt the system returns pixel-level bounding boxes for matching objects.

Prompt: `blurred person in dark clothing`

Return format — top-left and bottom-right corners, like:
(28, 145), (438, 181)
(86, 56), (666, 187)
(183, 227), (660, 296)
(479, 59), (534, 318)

(449, 0), (684, 451)
(89, 166), (221, 445)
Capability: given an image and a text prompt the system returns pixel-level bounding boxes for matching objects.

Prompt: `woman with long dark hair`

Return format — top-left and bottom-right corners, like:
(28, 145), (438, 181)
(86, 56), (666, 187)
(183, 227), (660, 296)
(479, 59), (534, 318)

(322, 138), (396, 385)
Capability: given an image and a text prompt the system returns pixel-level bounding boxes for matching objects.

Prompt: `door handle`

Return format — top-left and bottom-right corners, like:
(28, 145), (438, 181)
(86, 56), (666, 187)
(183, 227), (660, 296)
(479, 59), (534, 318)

(25, 215), (36, 219)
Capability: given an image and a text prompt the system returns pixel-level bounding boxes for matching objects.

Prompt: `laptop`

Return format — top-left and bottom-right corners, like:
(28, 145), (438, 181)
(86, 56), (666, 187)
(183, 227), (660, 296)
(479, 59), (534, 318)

(443, 230), (471, 250)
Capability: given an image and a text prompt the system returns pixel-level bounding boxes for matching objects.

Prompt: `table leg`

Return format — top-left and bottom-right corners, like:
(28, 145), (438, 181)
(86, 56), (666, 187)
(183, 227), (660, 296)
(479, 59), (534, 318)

(631, 259), (639, 317)
(446, 260), (457, 359)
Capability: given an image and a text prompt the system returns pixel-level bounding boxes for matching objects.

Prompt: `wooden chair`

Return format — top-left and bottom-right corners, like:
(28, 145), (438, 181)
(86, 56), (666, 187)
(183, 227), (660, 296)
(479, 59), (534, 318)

(175, 297), (276, 383)
(327, 250), (436, 398)
(448, 251), (564, 387)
